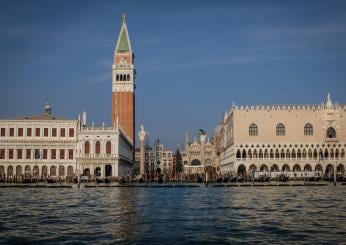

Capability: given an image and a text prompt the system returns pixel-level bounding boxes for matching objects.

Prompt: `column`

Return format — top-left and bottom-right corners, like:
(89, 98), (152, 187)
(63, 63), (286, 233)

(138, 125), (147, 178)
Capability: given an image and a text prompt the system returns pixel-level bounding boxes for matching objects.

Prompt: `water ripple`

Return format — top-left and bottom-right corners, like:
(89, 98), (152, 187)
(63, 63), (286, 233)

(0, 186), (345, 244)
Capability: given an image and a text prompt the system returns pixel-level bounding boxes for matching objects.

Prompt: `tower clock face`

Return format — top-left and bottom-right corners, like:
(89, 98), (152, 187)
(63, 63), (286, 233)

(121, 57), (127, 64)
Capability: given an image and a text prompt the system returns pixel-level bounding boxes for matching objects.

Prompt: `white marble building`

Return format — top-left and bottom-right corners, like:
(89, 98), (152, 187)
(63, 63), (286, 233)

(0, 103), (134, 181)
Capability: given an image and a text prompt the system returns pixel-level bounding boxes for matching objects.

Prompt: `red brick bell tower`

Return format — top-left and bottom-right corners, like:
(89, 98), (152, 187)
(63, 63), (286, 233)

(112, 14), (136, 144)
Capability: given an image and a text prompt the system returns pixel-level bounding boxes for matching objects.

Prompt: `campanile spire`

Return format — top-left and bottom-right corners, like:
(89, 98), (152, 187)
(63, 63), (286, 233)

(112, 14), (136, 144)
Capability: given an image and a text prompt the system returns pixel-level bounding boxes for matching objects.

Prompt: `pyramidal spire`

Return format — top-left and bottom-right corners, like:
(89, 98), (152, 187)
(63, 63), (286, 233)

(115, 13), (132, 53)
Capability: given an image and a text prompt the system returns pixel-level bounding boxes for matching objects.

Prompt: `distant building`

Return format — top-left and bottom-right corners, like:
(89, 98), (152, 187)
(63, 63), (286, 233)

(217, 94), (346, 179)
(183, 130), (218, 180)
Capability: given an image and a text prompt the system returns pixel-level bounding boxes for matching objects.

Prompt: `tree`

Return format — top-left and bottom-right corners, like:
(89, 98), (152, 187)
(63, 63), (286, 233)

(175, 149), (183, 174)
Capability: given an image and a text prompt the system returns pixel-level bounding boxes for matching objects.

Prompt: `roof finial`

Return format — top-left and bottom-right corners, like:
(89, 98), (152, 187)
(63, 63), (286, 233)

(44, 98), (52, 115)
(326, 92), (333, 109)
(122, 13), (127, 23)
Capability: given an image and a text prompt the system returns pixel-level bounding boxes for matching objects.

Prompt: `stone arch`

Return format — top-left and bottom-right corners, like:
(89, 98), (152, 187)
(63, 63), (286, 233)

(59, 166), (65, 176)
(304, 164), (312, 171)
(247, 149), (252, 159)
(259, 149), (263, 158)
(275, 149), (280, 159)
(237, 164), (246, 176)
(286, 149), (290, 158)
(280, 149), (285, 159)
(42, 166), (48, 177)
(297, 149), (301, 159)
(260, 164), (269, 172)
(326, 127), (336, 138)
(106, 141), (112, 155)
(264, 149), (268, 158)
(127, 74), (130, 81)
(253, 149), (258, 158)
(16, 165), (22, 176)
(33, 165), (39, 176)
(337, 164), (345, 174)
(25, 165), (31, 173)
(0, 165), (4, 175)
(293, 164), (301, 172)
(270, 149), (274, 159)
(292, 149), (296, 158)
(313, 149), (318, 159)
(236, 149), (241, 158)
(83, 168), (90, 176)
(67, 166), (74, 176)
(302, 149), (307, 158)
(7, 166), (13, 176)
(249, 164), (257, 172)
(242, 149), (247, 159)
(335, 149), (340, 159)
(191, 159), (201, 166)
(325, 164), (334, 175)
(50, 166), (57, 176)
(341, 149), (345, 159)
(315, 164), (323, 172)
(282, 164), (290, 172)
(308, 149), (312, 159)
(271, 164), (279, 172)
(324, 149), (329, 159)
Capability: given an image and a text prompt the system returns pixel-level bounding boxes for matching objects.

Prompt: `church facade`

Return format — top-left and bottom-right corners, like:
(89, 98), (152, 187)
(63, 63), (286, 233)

(217, 94), (346, 180)
(0, 15), (135, 181)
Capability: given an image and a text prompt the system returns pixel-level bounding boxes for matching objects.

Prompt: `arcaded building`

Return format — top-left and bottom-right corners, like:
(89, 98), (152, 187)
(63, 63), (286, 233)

(218, 94), (346, 179)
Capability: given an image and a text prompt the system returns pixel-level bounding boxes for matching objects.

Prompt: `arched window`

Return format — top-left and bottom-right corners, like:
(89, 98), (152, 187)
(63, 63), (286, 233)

(106, 141), (112, 155)
(84, 141), (90, 154)
(276, 123), (285, 136)
(95, 141), (101, 154)
(326, 127), (336, 138)
(249, 123), (258, 136)
(304, 123), (313, 135)
(116, 74), (119, 81)
(236, 149), (241, 159)
(127, 74), (130, 81)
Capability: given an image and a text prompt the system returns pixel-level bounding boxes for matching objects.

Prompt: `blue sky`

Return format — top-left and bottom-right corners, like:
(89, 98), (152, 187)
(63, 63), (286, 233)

(1, 0), (346, 150)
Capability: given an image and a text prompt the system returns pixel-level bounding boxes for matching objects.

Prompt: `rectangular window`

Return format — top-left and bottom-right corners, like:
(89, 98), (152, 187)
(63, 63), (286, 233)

(51, 149), (56, 159)
(69, 128), (74, 137)
(43, 149), (48, 159)
(17, 149), (22, 159)
(27, 128), (32, 137)
(52, 128), (57, 137)
(60, 149), (65, 159)
(35, 128), (40, 137)
(26, 149), (31, 159)
(9, 149), (14, 159)
(34, 149), (40, 159)
(0, 149), (5, 159)
(60, 128), (65, 137)
(18, 128), (23, 137)
(9, 128), (14, 137)
(68, 149), (73, 159)
(44, 128), (49, 137)
(0, 128), (5, 137)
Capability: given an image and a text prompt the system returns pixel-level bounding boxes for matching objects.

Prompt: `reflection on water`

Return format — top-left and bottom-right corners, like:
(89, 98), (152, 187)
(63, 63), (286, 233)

(0, 186), (345, 243)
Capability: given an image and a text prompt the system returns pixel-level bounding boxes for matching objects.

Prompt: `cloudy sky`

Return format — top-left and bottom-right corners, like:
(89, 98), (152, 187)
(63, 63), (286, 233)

(1, 0), (345, 149)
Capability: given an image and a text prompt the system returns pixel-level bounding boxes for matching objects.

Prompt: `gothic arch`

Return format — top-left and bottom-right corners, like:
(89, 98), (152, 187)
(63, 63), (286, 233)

(275, 149), (280, 159)
(242, 149), (247, 159)
(259, 149), (263, 158)
(282, 164), (290, 172)
(127, 74), (130, 81)
(293, 164), (301, 172)
(304, 123), (313, 135)
(248, 149), (252, 159)
(304, 164), (312, 171)
(253, 149), (258, 158)
(260, 164), (269, 172)
(237, 164), (246, 176)
(315, 164), (323, 172)
(271, 164), (279, 172)
(249, 164), (257, 172)
(337, 164), (345, 174)
(236, 149), (241, 159)
(286, 149), (290, 158)
(281, 149), (285, 159)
